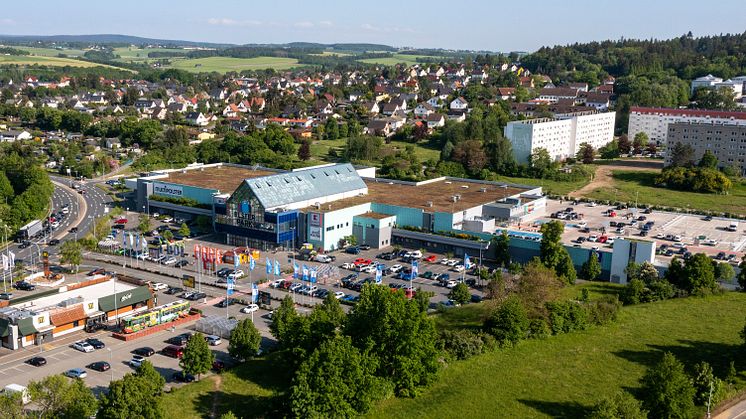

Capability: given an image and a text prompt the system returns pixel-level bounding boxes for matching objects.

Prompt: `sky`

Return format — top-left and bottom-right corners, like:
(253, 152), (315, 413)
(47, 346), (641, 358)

(1, 0), (745, 52)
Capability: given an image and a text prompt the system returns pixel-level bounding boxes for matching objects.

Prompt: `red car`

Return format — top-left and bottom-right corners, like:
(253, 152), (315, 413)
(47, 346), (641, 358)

(598, 236), (608, 243)
(114, 218), (128, 224)
(424, 255), (437, 263)
(353, 258), (372, 266)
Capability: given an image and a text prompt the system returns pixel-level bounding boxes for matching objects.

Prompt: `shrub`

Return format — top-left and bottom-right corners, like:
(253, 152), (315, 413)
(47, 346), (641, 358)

(437, 329), (486, 360)
(546, 301), (589, 334)
(587, 296), (622, 326)
(527, 318), (550, 339)
(483, 296), (529, 347)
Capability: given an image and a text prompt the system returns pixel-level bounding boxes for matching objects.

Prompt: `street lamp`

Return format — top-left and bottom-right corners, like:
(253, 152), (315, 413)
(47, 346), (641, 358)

(106, 348), (113, 381)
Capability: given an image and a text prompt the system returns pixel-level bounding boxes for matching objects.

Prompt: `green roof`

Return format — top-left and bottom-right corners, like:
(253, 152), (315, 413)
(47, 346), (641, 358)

(0, 317), (9, 338)
(98, 286), (152, 312)
(17, 317), (36, 336)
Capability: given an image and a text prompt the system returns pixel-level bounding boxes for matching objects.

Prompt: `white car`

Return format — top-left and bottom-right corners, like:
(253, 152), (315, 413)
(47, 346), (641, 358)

(446, 259), (459, 267)
(588, 235), (599, 242)
(440, 258), (451, 265)
(227, 270), (245, 280)
(64, 368), (87, 379)
(606, 237), (616, 245)
(205, 335), (222, 346)
(72, 341), (94, 353)
(341, 262), (355, 270)
(673, 235), (683, 242)
(445, 280), (458, 289)
(270, 279), (285, 288)
(452, 264), (465, 272)
(588, 202), (597, 207)
(129, 355), (145, 368)
(389, 264), (403, 273)
(150, 282), (168, 291)
(303, 285), (318, 295)
(161, 217), (174, 223)
(577, 221), (587, 228)
(50, 221), (60, 229)
(360, 265), (376, 274)
(241, 304), (259, 314)
(334, 291), (345, 299)
(702, 239), (718, 246)
(162, 257), (177, 265)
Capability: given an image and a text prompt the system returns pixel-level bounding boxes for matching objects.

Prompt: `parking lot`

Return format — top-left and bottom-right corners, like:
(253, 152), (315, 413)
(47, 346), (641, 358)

(533, 199), (746, 263)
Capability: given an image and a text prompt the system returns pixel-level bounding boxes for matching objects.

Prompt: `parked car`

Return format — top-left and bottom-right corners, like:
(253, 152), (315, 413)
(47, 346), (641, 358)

(87, 361), (111, 372)
(85, 338), (105, 349)
(227, 270), (244, 280)
(133, 347), (155, 357)
(129, 355), (146, 368)
(165, 287), (184, 295)
(13, 281), (35, 291)
(162, 345), (184, 358)
(270, 279), (285, 288)
(205, 335), (222, 346)
(72, 341), (95, 353)
(334, 291), (345, 299)
(172, 371), (195, 383)
(150, 282), (168, 291)
(175, 259), (189, 268)
(216, 298), (238, 308)
(445, 280), (458, 289)
(423, 255), (437, 263)
(48, 239), (60, 246)
(64, 368), (87, 379)
(187, 292), (207, 301)
(240, 304), (259, 314)
(345, 247), (360, 255)
(26, 357), (46, 367)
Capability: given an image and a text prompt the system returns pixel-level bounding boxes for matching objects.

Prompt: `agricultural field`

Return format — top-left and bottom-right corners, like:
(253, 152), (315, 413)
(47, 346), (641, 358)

(166, 56), (300, 73)
(310, 51), (352, 57)
(358, 53), (444, 66)
(16, 46), (87, 57)
(113, 47), (189, 63)
(0, 54), (115, 68)
(583, 170), (746, 215)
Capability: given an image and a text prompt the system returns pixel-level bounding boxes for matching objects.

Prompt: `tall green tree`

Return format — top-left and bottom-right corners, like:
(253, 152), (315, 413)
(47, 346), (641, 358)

(28, 374), (98, 419)
(681, 253), (718, 295)
(0, 392), (23, 419)
(698, 150), (719, 169)
(493, 231), (510, 268)
(290, 335), (390, 418)
(632, 132), (649, 154)
(448, 282), (471, 305)
(178, 222), (191, 237)
(483, 295), (529, 347)
(540, 221), (577, 284)
(581, 252), (602, 281)
(59, 240), (82, 273)
(576, 142), (596, 164)
(97, 371), (165, 419)
(180, 333), (215, 379)
(298, 139), (311, 161)
(640, 352), (695, 419)
(137, 213), (151, 234)
(588, 391), (648, 419)
(229, 318), (262, 361)
(344, 285), (439, 397)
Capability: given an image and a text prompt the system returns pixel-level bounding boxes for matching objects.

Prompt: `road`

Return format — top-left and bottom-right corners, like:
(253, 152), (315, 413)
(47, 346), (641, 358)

(716, 398), (746, 419)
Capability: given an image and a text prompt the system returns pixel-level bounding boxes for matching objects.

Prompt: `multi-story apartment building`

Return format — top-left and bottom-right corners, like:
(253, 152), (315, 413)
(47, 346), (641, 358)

(504, 112), (616, 163)
(627, 106), (746, 146)
(666, 122), (746, 174)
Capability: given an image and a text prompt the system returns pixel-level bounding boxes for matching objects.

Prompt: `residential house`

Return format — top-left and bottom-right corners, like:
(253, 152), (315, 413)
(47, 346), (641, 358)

(426, 113), (445, 129)
(446, 111), (467, 122)
(427, 97), (442, 108)
(381, 102), (401, 116)
(568, 82), (589, 92)
(450, 97), (469, 111)
(0, 130), (32, 142)
(538, 87), (579, 104)
(414, 103), (435, 118)
(497, 87), (516, 101)
(222, 104), (240, 118)
(361, 101), (380, 115)
(105, 138), (121, 150)
(365, 120), (393, 137)
(581, 92), (612, 111)
(185, 112), (210, 126)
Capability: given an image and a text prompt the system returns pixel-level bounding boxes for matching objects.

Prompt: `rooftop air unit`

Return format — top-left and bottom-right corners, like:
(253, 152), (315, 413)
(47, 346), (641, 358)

(426, 201), (433, 207)
(452, 196), (458, 202)
(461, 185), (469, 189)
(480, 187), (487, 192)
(314, 202), (321, 209)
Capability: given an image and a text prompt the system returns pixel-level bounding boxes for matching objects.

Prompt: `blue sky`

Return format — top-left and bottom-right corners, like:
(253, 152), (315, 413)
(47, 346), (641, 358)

(2, 0), (745, 52)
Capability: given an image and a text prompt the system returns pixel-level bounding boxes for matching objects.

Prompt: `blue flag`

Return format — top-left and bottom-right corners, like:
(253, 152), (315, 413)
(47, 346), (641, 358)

(310, 269), (317, 283)
(293, 262), (299, 279)
(375, 264), (382, 284)
(234, 254), (240, 268)
(464, 253), (471, 269)
(302, 265), (309, 282)
(266, 258), (272, 274)
(227, 278), (235, 296)
(411, 260), (419, 280)
(252, 283), (259, 303)
(274, 259), (280, 276)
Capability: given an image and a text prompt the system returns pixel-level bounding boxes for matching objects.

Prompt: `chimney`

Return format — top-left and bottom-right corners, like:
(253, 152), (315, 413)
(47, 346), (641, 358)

(426, 201), (433, 207)
(452, 196), (458, 203)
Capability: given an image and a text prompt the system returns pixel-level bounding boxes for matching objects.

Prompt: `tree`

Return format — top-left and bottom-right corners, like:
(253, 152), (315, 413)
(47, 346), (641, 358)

(640, 352), (695, 419)
(540, 221), (577, 284)
(692, 361), (724, 407)
(298, 139), (311, 161)
(137, 213), (151, 234)
(669, 142), (695, 167)
(581, 252), (602, 280)
(738, 257), (746, 290)
(161, 230), (174, 241)
(618, 134), (632, 155)
(530, 147), (554, 177)
(714, 262), (735, 283)
(483, 296), (529, 347)
(698, 150), (718, 169)
(451, 140), (488, 175)
(97, 371), (165, 419)
(740, 317), (746, 346)
(448, 282), (470, 305)
(633, 132), (649, 154)
(681, 253), (718, 295)
(220, 413), (239, 419)
(576, 142), (596, 164)
(692, 86), (738, 111)
(588, 391), (648, 419)
(134, 360), (165, 396)
(0, 392), (23, 419)
(229, 318), (262, 361)
(180, 332), (215, 380)
(178, 222), (191, 237)
(516, 259), (563, 318)
(59, 240), (82, 272)
(493, 231), (510, 268)
(345, 285), (439, 397)
(27, 374), (98, 419)
(290, 335), (390, 418)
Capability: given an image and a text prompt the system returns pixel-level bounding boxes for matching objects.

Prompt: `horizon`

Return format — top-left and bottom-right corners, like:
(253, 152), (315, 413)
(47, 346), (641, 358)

(1, 0), (745, 52)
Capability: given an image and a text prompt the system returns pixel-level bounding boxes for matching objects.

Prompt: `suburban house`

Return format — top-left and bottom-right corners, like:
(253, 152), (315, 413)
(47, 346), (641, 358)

(414, 103), (435, 118)
(105, 138), (121, 150)
(497, 87), (516, 101)
(538, 87), (580, 104)
(426, 113), (446, 129)
(185, 112), (210, 126)
(450, 97), (469, 110)
(366, 120), (393, 137)
(0, 130), (32, 142)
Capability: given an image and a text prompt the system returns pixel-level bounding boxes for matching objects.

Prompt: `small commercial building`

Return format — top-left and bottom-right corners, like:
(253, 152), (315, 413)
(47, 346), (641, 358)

(0, 277), (153, 350)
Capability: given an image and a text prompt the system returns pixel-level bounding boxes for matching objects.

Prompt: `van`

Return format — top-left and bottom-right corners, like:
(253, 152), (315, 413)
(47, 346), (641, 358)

(4, 384), (30, 404)
(162, 345), (184, 358)
(314, 254), (333, 263)
(728, 222), (739, 232)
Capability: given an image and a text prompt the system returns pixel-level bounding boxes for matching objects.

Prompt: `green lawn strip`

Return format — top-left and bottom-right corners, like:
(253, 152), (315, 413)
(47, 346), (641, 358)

(167, 57), (300, 73)
(368, 292), (746, 418)
(492, 175), (591, 196)
(583, 170), (746, 214)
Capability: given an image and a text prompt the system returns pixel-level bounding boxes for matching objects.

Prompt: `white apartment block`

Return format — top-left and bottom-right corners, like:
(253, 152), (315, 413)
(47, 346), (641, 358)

(627, 106), (746, 146)
(504, 112), (616, 163)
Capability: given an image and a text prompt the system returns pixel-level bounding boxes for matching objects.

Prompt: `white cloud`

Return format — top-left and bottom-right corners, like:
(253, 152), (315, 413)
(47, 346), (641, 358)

(318, 20), (333, 28)
(294, 21), (314, 29)
(0, 19), (16, 25)
(207, 18), (262, 27)
(360, 23), (415, 34)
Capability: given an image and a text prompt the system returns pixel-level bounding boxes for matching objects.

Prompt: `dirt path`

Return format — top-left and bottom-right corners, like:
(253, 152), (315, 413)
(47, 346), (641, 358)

(209, 374), (223, 419)
(569, 159), (663, 198)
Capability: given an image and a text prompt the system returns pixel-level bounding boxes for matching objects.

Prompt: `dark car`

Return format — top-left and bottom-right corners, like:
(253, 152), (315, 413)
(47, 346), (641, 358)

(216, 268), (232, 278)
(86, 338), (105, 349)
(84, 322), (107, 333)
(87, 268), (105, 276)
(88, 361), (111, 372)
(18, 241), (30, 249)
(470, 294), (484, 303)
(13, 281), (35, 291)
(48, 239), (60, 246)
(133, 347), (155, 357)
(187, 292), (207, 301)
(717, 251), (727, 260)
(164, 286), (184, 295)
(175, 259), (189, 268)
(216, 298), (238, 308)
(359, 244), (371, 251)
(167, 333), (193, 346)
(704, 215), (713, 221)
(68, 227), (78, 233)
(26, 357), (46, 367)
(345, 247), (360, 255)
(172, 371), (196, 383)
(212, 360), (225, 372)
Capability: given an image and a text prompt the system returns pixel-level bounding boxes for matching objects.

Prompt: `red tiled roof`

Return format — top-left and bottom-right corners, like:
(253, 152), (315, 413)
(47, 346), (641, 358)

(630, 107), (746, 120)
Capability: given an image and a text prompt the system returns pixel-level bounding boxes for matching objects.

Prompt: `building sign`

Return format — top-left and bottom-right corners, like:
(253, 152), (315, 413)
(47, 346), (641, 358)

(309, 227), (322, 241)
(119, 293), (133, 303)
(88, 303), (94, 310)
(309, 212), (322, 241)
(214, 197), (226, 205)
(182, 274), (195, 288)
(153, 182), (183, 198)
(309, 212), (322, 227)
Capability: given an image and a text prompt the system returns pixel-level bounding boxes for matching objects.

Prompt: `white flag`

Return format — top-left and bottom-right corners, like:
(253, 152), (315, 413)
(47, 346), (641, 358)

(129, 233), (134, 247)
(8, 251), (15, 267)
(2, 254), (8, 271)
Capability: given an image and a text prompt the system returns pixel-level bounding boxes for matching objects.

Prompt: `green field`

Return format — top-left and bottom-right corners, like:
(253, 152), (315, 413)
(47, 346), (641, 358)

(359, 53), (444, 66)
(166, 56), (300, 73)
(17, 46), (87, 57)
(495, 174), (593, 196)
(0, 55), (117, 68)
(113, 47), (190, 63)
(369, 292), (746, 418)
(583, 170), (746, 215)
(310, 138), (442, 164)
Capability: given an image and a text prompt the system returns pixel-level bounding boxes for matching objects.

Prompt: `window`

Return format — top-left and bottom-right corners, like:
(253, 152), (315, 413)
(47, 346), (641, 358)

(326, 226), (334, 231)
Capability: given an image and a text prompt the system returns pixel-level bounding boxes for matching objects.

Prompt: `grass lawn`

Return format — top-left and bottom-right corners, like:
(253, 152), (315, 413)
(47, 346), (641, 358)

(309, 138), (442, 164)
(17, 46), (87, 57)
(494, 174), (593, 196)
(167, 56), (300, 73)
(583, 170), (746, 215)
(0, 55), (118, 68)
(358, 54), (443, 66)
(368, 292), (746, 418)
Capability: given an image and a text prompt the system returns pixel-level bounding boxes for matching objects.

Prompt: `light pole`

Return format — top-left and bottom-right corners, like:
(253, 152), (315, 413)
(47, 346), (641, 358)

(106, 348), (113, 381)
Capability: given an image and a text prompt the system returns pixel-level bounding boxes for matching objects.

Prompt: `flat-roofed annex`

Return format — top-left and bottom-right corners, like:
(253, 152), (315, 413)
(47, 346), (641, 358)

(159, 165), (279, 192)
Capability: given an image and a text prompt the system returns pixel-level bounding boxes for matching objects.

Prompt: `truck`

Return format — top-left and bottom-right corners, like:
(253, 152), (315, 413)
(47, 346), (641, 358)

(18, 220), (43, 241)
